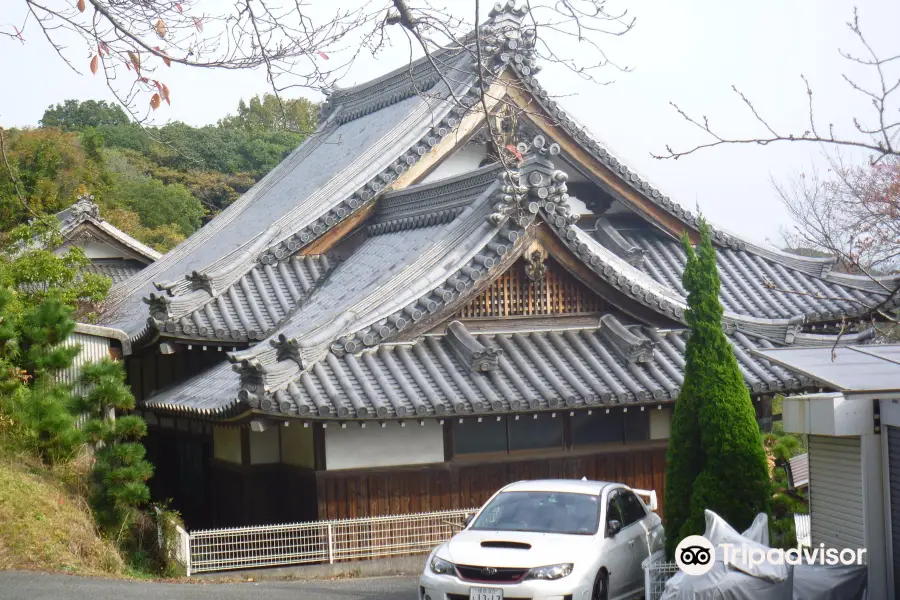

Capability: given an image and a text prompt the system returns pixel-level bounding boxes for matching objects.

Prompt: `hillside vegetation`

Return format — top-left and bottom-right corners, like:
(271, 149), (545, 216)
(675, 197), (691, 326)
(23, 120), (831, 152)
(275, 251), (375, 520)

(1, 96), (316, 252)
(0, 444), (124, 575)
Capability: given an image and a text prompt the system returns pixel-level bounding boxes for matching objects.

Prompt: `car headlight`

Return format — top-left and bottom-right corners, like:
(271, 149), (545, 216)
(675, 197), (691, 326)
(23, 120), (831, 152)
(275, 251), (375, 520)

(430, 555), (455, 576)
(524, 563), (574, 581)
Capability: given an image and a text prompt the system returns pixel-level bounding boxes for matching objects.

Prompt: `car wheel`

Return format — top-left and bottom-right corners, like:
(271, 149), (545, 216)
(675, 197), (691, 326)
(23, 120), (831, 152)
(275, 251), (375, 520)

(591, 568), (609, 600)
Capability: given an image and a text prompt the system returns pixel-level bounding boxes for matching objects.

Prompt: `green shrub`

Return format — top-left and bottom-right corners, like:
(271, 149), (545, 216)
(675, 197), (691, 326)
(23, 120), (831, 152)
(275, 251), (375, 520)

(664, 219), (772, 557)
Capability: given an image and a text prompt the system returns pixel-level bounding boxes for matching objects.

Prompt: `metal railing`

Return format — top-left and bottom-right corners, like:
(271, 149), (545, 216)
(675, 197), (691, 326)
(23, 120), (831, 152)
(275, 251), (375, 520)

(794, 513), (811, 548)
(643, 550), (678, 600)
(185, 508), (477, 574)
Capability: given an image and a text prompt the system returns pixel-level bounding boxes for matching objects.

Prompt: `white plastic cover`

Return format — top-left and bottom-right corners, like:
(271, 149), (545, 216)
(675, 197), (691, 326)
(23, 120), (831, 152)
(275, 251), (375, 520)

(659, 510), (866, 600)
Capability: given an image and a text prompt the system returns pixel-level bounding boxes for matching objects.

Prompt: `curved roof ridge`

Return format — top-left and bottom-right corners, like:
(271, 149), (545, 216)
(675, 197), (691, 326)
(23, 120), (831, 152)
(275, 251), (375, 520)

(101, 64), (477, 344)
(319, 0), (531, 125)
(229, 170), (510, 371)
(102, 110), (345, 308)
(712, 226), (836, 277)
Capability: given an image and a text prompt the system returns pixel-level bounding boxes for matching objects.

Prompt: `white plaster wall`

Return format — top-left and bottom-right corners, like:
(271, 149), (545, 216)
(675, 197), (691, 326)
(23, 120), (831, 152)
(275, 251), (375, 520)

(250, 427), (280, 464)
(650, 407), (672, 440)
(420, 144), (488, 183)
(325, 420), (444, 471)
(281, 423), (314, 468)
(80, 240), (129, 259)
(213, 426), (242, 464)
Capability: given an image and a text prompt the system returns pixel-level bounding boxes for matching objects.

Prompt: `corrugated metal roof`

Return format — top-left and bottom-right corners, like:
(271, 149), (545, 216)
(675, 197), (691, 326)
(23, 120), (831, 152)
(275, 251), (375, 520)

(754, 344), (900, 393)
(788, 453), (809, 489)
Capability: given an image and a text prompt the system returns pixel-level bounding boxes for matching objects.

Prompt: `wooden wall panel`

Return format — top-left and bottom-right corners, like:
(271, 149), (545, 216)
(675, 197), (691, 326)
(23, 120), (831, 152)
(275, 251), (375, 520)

(315, 447), (667, 522)
(455, 257), (607, 318)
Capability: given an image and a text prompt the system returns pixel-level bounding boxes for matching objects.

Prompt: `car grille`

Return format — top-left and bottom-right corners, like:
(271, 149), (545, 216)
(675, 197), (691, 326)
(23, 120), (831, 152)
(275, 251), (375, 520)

(455, 564), (529, 584)
(447, 596), (533, 600)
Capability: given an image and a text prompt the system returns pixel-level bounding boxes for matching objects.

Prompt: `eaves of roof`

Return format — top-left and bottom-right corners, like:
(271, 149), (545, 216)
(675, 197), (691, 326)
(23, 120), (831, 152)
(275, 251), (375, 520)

(141, 315), (811, 421)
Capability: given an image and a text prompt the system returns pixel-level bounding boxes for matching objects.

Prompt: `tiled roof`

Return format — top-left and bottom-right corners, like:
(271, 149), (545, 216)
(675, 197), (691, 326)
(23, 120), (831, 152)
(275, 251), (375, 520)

(83, 259), (146, 284)
(143, 316), (809, 419)
(101, 83), (472, 341)
(147, 254), (335, 342)
(140, 152), (886, 422)
(619, 227), (884, 322)
(99, 3), (538, 344)
(222, 160), (548, 390)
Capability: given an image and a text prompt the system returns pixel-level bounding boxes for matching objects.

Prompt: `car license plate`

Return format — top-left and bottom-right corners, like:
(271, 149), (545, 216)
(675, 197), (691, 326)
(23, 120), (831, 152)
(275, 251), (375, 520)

(470, 588), (502, 600)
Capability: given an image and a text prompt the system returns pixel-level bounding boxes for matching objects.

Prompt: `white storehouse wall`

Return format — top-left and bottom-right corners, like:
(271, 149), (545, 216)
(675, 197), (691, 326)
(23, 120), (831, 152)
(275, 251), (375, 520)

(324, 420), (444, 470)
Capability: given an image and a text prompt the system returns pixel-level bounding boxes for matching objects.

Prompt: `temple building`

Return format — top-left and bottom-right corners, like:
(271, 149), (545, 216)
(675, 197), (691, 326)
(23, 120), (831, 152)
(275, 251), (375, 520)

(95, 3), (897, 530)
(56, 194), (161, 283)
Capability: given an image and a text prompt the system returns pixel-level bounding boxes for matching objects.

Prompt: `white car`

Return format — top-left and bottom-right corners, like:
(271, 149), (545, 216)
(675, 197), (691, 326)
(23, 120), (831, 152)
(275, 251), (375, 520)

(419, 479), (664, 600)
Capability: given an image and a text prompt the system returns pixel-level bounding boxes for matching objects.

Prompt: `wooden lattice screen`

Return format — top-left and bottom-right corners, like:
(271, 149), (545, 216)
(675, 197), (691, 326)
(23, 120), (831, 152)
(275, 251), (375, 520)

(455, 257), (606, 318)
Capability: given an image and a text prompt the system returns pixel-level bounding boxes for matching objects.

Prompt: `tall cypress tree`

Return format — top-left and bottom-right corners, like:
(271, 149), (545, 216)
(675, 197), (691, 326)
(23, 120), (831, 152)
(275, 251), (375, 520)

(664, 219), (771, 557)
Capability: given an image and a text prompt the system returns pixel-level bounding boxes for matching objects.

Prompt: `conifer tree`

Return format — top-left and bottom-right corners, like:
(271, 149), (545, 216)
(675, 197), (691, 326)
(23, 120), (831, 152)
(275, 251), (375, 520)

(664, 219), (771, 557)
(72, 359), (153, 531)
(0, 286), (83, 463)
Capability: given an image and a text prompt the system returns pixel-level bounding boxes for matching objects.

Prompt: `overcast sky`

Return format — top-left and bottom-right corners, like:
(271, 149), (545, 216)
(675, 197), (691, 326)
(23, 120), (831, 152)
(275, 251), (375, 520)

(2, 0), (897, 248)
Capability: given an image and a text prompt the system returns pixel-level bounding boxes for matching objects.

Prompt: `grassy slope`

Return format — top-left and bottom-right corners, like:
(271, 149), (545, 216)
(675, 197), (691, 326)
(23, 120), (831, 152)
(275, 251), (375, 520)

(0, 449), (124, 575)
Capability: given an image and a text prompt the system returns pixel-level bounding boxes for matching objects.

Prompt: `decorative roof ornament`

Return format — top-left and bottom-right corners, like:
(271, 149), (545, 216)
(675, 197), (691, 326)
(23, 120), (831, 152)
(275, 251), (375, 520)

(598, 314), (655, 364)
(143, 293), (172, 322)
(590, 217), (645, 266)
(524, 248), (547, 282)
(488, 169), (530, 226)
(481, 1), (537, 76)
(185, 270), (215, 295)
(445, 321), (502, 372)
(233, 358), (267, 408)
(69, 193), (101, 223)
(488, 139), (568, 227)
(271, 334), (303, 367)
(515, 134), (560, 159)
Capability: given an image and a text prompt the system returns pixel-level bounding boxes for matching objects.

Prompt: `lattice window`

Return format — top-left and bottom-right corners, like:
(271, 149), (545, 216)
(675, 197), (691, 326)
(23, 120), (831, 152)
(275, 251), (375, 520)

(455, 257), (606, 318)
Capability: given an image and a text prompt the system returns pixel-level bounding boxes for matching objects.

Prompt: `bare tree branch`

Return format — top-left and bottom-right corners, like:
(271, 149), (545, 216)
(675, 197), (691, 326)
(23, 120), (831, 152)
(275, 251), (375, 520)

(655, 8), (899, 162)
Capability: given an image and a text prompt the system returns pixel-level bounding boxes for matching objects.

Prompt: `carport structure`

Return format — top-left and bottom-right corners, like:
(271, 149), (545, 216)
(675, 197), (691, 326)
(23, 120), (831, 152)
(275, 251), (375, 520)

(754, 343), (900, 600)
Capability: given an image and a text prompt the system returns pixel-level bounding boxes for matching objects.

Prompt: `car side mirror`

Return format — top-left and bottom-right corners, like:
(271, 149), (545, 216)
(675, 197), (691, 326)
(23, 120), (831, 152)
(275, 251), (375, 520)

(463, 514), (474, 528)
(607, 520), (622, 537)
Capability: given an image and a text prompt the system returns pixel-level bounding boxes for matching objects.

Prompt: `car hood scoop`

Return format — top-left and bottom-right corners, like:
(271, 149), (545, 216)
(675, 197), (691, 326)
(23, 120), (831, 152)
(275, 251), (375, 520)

(443, 530), (593, 568)
(480, 541), (532, 550)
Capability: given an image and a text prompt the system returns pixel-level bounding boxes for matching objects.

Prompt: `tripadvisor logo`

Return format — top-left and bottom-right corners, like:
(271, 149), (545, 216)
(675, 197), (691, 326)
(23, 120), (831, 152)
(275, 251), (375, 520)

(675, 535), (715, 575)
(675, 535), (867, 576)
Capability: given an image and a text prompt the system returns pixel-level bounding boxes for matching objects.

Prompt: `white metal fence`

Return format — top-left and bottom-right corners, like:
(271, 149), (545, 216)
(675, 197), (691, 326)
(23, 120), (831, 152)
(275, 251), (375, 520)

(184, 508), (476, 574)
(794, 514), (811, 548)
(643, 550), (678, 600)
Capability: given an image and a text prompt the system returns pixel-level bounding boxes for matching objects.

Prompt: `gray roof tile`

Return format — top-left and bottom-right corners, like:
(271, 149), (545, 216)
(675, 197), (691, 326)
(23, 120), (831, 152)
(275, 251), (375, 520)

(619, 228), (887, 322)
(143, 316), (809, 419)
(152, 255), (335, 342)
(83, 259), (146, 284)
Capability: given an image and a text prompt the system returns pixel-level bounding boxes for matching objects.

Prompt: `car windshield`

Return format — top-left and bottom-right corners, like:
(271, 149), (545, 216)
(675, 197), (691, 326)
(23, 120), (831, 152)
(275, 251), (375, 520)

(470, 491), (600, 535)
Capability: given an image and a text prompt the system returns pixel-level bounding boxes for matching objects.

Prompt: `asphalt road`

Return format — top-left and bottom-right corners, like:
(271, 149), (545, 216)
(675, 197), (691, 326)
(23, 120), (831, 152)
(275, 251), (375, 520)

(0, 572), (419, 600)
